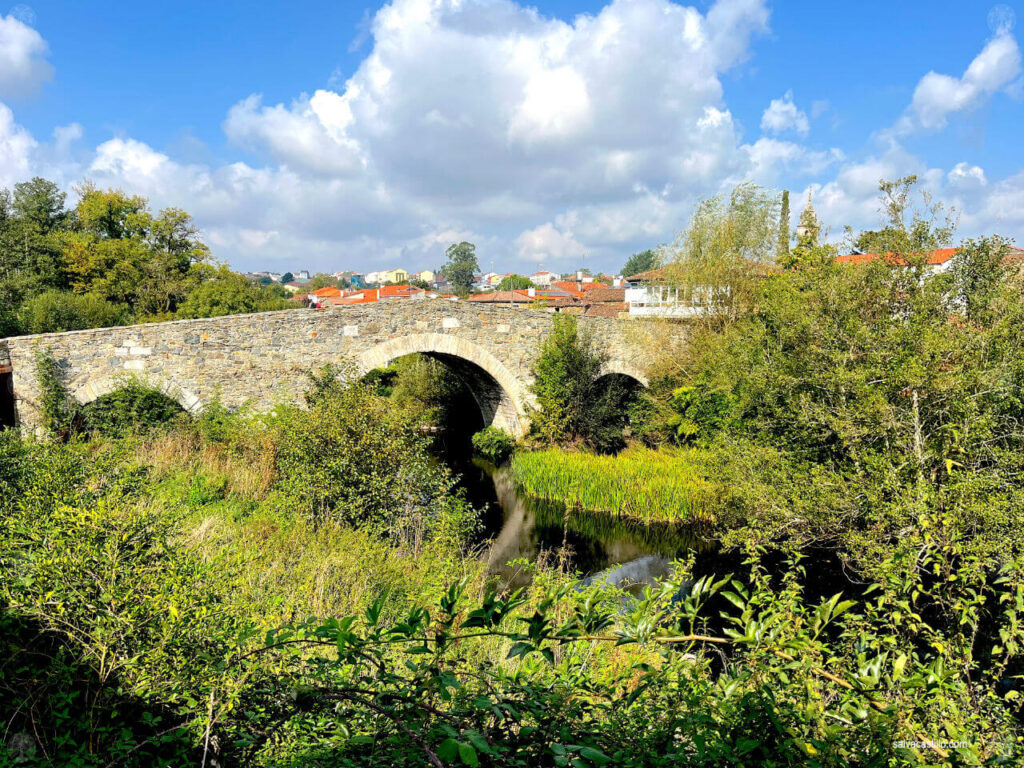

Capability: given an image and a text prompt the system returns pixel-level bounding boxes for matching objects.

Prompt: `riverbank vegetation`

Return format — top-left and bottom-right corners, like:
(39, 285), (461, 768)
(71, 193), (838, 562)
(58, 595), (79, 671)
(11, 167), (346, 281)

(512, 447), (712, 525)
(5, 410), (1023, 765)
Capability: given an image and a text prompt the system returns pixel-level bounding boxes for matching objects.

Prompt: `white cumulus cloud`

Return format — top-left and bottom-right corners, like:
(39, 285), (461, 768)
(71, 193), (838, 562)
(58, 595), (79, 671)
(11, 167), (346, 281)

(895, 27), (1021, 133)
(760, 91), (809, 135)
(0, 12), (52, 98)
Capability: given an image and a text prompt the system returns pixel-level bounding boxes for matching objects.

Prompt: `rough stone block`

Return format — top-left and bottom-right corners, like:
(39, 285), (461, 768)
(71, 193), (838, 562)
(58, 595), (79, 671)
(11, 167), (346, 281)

(442, 317), (460, 329)
(343, 325), (359, 337)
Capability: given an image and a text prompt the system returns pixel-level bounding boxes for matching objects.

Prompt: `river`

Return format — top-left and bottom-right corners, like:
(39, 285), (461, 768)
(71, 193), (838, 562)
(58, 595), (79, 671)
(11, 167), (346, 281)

(458, 458), (715, 594)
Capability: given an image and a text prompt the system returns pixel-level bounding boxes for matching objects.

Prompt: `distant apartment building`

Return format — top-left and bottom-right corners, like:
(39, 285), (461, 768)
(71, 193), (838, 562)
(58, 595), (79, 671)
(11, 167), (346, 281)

(367, 268), (409, 285)
(333, 270), (366, 288)
(530, 270), (560, 287)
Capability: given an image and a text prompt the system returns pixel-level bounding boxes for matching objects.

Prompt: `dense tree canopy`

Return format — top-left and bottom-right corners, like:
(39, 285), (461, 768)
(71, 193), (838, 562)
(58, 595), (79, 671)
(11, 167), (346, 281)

(497, 273), (533, 290)
(621, 248), (660, 277)
(0, 175), (296, 335)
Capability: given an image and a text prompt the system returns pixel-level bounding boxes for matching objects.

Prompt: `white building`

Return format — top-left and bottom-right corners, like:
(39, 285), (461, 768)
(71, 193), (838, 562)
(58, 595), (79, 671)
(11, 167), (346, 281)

(530, 270), (560, 287)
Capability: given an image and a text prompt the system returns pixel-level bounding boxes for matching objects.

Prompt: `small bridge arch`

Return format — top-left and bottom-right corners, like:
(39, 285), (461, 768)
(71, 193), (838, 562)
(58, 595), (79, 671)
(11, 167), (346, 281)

(357, 333), (529, 436)
(74, 374), (203, 415)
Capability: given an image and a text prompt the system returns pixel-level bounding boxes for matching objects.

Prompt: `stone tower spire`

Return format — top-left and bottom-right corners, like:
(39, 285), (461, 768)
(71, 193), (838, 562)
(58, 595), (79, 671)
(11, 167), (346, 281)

(795, 190), (820, 247)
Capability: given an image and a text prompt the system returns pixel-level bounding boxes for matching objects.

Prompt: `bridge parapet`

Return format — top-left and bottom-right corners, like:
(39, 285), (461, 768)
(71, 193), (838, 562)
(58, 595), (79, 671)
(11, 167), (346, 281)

(2, 301), (650, 436)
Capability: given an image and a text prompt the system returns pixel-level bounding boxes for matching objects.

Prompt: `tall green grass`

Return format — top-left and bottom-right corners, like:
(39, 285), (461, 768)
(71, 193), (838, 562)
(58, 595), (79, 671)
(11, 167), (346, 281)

(511, 446), (714, 525)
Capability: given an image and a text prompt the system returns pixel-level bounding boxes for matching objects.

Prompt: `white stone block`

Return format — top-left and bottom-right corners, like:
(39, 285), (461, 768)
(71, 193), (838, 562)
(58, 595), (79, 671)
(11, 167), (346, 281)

(496, 323), (510, 333)
(442, 317), (460, 329)
(129, 347), (152, 356)
(124, 360), (146, 370)
(114, 347), (130, 356)
(343, 325), (359, 337)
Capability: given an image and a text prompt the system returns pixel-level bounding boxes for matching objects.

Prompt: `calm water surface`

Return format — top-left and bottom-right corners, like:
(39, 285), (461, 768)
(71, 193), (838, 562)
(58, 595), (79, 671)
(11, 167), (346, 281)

(459, 458), (714, 593)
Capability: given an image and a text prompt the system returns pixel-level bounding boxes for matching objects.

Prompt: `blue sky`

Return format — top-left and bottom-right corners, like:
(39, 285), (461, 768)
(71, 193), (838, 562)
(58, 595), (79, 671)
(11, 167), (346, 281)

(2, 1), (1023, 274)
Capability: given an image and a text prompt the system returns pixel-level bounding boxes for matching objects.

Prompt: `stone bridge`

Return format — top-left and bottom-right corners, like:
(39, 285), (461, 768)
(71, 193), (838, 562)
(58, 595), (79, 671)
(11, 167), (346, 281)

(0, 301), (654, 437)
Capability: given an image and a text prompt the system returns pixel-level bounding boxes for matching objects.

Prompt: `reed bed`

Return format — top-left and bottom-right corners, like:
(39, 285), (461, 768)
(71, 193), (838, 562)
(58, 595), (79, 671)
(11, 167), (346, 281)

(511, 446), (715, 526)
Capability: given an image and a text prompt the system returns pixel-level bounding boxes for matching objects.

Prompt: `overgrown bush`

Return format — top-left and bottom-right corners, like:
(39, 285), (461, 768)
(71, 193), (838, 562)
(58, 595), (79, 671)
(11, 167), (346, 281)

(275, 376), (477, 545)
(80, 381), (186, 437)
(667, 384), (732, 444)
(530, 314), (638, 452)
(34, 346), (78, 438)
(18, 290), (129, 334)
(471, 425), (515, 463)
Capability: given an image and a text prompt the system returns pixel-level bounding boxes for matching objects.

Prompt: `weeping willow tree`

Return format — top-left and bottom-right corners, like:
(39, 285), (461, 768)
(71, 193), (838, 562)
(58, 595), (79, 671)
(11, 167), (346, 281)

(661, 183), (783, 330)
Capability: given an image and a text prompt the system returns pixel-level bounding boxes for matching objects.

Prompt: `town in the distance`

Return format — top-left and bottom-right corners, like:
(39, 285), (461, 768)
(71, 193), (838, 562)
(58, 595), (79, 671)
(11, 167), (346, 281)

(247, 263), (646, 316)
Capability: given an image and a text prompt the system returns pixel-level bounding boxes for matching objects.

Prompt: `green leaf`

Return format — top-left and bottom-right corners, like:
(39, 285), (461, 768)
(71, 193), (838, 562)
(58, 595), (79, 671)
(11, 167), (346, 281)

(437, 738), (459, 761)
(579, 746), (612, 764)
(458, 742), (479, 766)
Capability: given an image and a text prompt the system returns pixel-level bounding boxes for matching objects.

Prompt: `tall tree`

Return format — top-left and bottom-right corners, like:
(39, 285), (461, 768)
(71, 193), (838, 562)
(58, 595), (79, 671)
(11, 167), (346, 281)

(777, 189), (790, 259)
(13, 177), (67, 234)
(441, 241), (479, 295)
(621, 249), (660, 278)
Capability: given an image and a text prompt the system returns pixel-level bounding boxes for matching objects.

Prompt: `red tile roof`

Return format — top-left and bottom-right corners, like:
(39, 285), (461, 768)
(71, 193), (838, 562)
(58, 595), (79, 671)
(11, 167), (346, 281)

(836, 248), (958, 266)
(583, 286), (625, 303)
(379, 284), (425, 298)
(310, 286), (342, 297)
(467, 289), (580, 307)
(552, 280), (611, 297)
(625, 267), (667, 282)
(839, 246), (1024, 267)
(584, 303), (626, 318)
(323, 289), (380, 305)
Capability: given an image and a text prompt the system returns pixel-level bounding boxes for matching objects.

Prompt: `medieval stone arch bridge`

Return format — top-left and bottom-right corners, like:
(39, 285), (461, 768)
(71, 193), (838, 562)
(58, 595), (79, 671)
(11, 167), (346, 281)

(1, 301), (655, 437)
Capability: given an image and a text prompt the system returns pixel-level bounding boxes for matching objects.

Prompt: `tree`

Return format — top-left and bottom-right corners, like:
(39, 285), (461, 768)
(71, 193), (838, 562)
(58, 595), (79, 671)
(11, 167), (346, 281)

(777, 189), (790, 259)
(176, 269), (293, 319)
(13, 177), (67, 234)
(663, 182), (781, 329)
(621, 249), (660, 278)
(440, 242), (479, 295)
(281, 272), (294, 284)
(529, 314), (635, 451)
(497, 274), (533, 291)
(307, 273), (341, 290)
(60, 184), (209, 313)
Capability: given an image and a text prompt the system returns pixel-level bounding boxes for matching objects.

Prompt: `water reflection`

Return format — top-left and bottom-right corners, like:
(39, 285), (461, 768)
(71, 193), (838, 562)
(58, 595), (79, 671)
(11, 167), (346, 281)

(464, 459), (713, 593)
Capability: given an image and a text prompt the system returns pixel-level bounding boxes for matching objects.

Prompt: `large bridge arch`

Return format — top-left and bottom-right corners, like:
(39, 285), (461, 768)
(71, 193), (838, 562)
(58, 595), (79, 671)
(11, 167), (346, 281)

(599, 361), (649, 387)
(357, 333), (530, 437)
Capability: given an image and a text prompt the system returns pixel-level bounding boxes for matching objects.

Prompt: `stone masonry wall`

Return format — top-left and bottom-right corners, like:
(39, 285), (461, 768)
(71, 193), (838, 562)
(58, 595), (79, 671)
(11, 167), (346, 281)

(1, 301), (649, 437)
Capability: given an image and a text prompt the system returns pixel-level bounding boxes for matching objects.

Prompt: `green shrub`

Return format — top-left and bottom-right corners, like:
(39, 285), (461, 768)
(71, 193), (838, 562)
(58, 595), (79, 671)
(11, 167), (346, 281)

(176, 272), (294, 319)
(530, 314), (640, 452)
(275, 377), (476, 544)
(471, 425), (515, 463)
(667, 384), (732, 444)
(34, 346), (78, 438)
(18, 289), (129, 334)
(81, 381), (186, 437)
